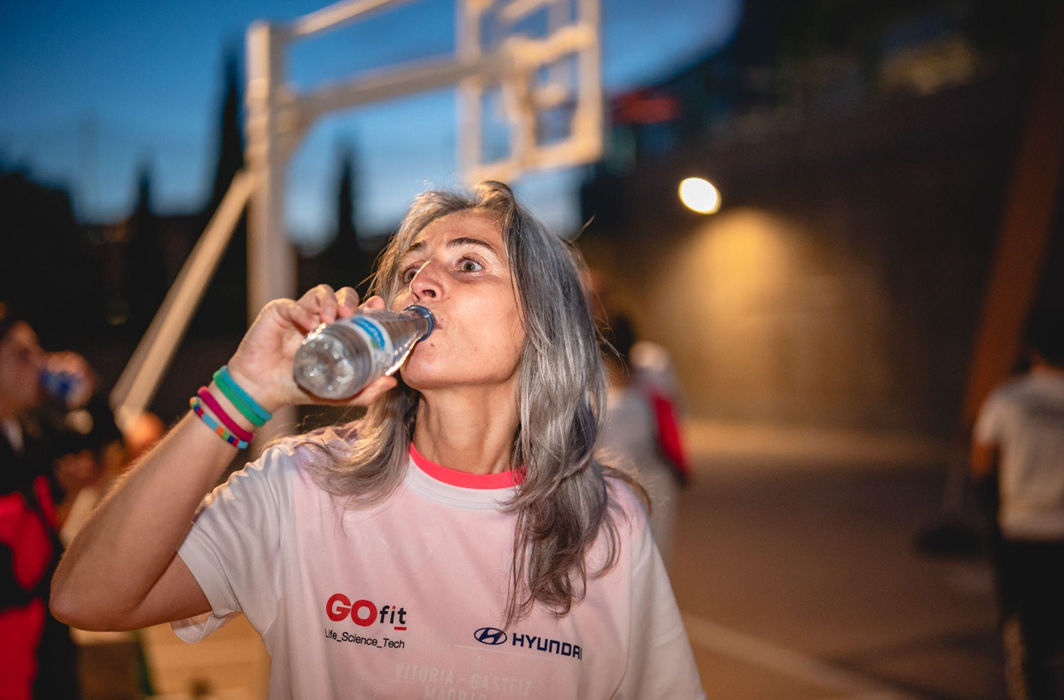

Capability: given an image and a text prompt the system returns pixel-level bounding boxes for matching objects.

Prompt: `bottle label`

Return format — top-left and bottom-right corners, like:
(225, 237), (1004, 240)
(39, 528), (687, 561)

(347, 315), (395, 371)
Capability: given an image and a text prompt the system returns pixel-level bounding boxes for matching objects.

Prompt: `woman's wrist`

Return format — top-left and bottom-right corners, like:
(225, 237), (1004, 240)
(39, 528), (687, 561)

(186, 402), (241, 450)
(185, 363), (281, 450)
(204, 382), (259, 435)
(224, 362), (284, 417)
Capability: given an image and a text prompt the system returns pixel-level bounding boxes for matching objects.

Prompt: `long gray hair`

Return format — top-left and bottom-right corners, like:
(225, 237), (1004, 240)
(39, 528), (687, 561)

(300, 181), (644, 627)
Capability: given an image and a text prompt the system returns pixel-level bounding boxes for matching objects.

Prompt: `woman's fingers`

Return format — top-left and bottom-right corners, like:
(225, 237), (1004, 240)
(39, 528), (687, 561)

(336, 287), (361, 317)
(360, 295), (387, 311)
(297, 284), (339, 324)
(276, 298), (318, 333)
(296, 286), (378, 322)
(317, 285), (339, 324)
(348, 375), (397, 406)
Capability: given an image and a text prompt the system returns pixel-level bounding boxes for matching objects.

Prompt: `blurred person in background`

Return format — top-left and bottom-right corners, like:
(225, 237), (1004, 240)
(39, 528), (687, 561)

(59, 411), (165, 541)
(585, 269), (684, 402)
(1, 302), (121, 700)
(972, 308), (1064, 699)
(50, 183), (705, 699)
(598, 313), (690, 568)
(120, 412), (165, 465)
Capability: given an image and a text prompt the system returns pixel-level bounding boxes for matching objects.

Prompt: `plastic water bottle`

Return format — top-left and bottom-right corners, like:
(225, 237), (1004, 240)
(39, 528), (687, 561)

(292, 305), (435, 400)
(39, 368), (91, 409)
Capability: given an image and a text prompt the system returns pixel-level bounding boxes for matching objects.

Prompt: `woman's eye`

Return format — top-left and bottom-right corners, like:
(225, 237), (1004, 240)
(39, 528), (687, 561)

(401, 258), (481, 282)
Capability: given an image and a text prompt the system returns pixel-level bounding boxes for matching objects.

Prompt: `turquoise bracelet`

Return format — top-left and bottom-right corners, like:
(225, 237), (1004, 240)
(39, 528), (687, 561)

(213, 366), (272, 426)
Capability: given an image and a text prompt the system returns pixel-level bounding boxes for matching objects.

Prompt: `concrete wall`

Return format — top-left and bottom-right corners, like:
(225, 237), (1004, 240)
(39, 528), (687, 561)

(581, 70), (1044, 434)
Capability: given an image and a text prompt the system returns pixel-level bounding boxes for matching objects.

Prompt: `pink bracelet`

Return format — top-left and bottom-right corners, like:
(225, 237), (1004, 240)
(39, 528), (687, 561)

(197, 386), (255, 443)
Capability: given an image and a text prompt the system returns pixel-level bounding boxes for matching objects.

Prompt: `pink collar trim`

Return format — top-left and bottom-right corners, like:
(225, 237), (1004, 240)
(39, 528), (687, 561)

(409, 443), (524, 490)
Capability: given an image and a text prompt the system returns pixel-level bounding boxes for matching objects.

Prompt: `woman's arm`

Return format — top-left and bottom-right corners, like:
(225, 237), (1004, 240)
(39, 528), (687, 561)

(50, 286), (395, 631)
(49, 411), (243, 630)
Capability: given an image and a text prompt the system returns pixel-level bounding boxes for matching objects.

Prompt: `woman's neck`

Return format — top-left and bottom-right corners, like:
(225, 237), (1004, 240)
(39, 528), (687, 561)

(412, 385), (519, 475)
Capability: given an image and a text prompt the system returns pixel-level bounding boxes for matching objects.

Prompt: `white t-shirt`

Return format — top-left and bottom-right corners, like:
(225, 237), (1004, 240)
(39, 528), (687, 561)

(974, 370), (1064, 540)
(172, 437), (705, 699)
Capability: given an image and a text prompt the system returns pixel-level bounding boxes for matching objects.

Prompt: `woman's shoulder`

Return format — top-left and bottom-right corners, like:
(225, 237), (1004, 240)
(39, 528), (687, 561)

(238, 423), (356, 484)
(604, 474), (652, 539)
(579, 475), (654, 579)
(275, 422), (358, 458)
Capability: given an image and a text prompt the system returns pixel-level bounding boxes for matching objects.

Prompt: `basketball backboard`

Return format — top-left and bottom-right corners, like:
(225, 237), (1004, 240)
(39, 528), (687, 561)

(458, 0), (603, 182)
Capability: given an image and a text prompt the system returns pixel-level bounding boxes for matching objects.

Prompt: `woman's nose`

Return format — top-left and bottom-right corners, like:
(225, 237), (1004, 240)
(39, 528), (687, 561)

(409, 261), (444, 301)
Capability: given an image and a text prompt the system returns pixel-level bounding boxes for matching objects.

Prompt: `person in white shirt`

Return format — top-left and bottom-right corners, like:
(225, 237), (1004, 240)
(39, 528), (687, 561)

(598, 313), (690, 568)
(972, 309), (1064, 699)
(50, 181), (706, 699)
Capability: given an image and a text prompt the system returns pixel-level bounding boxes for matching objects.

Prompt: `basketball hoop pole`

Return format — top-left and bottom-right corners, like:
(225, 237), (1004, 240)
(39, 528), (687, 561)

(246, 22), (296, 440)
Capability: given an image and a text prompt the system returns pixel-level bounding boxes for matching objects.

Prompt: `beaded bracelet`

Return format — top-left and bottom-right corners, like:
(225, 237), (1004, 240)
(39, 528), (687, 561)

(197, 386), (255, 443)
(190, 396), (250, 449)
(213, 366), (271, 427)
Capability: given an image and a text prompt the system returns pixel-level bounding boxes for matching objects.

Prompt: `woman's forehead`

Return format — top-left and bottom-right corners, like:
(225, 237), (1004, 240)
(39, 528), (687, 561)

(413, 209), (504, 248)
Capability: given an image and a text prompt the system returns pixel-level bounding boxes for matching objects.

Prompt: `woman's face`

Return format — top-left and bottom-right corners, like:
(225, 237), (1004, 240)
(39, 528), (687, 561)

(0, 322), (43, 414)
(392, 209), (526, 392)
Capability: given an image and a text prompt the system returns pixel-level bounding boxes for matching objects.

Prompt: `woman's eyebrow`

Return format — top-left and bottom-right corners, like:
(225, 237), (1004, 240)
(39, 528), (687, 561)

(401, 236), (500, 259)
(402, 240), (425, 258)
(447, 236), (500, 258)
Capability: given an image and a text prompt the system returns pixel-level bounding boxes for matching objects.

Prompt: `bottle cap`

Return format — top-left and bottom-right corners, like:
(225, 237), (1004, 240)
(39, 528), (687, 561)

(403, 305), (435, 341)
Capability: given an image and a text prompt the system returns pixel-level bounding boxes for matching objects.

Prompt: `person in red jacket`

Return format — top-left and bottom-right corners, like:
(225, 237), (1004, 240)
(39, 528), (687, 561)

(598, 313), (691, 569)
(1, 303), (114, 699)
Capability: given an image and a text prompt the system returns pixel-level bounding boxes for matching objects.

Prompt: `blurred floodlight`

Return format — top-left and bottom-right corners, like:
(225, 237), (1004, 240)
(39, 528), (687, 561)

(679, 177), (721, 214)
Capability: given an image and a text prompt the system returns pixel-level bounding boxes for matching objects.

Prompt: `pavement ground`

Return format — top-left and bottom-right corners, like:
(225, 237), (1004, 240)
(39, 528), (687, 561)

(673, 423), (1005, 700)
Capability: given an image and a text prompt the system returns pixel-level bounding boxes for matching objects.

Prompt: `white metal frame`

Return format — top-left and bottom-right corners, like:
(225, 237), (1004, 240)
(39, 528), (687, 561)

(111, 0), (601, 436)
(459, 0), (603, 182)
(111, 171), (255, 432)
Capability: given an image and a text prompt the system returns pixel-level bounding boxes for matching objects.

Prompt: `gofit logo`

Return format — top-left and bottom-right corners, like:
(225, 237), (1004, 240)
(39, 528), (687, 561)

(474, 627), (508, 645)
(326, 593), (408, 631)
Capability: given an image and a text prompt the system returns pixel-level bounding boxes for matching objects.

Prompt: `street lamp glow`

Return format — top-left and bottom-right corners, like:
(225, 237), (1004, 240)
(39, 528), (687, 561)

(679, 177), (721, 214)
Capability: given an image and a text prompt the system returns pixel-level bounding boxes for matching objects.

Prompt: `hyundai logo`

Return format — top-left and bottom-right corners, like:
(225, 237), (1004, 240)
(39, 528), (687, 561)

(474, 627), (508, 645)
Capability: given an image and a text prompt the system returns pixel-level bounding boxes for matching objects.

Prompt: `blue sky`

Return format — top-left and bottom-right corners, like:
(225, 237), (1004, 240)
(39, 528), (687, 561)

(0, 0), (740, 248)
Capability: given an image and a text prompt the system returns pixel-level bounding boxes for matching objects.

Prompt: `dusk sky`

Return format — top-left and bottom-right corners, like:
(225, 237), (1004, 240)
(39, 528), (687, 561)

(0, 0), (740, 248)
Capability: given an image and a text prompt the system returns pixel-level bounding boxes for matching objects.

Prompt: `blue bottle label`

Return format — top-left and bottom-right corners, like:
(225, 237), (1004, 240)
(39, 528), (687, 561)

(345, 315), (394, 371)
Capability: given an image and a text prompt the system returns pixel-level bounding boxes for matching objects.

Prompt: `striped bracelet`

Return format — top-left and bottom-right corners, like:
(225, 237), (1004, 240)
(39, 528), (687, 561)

(190, 396), (250, 449)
